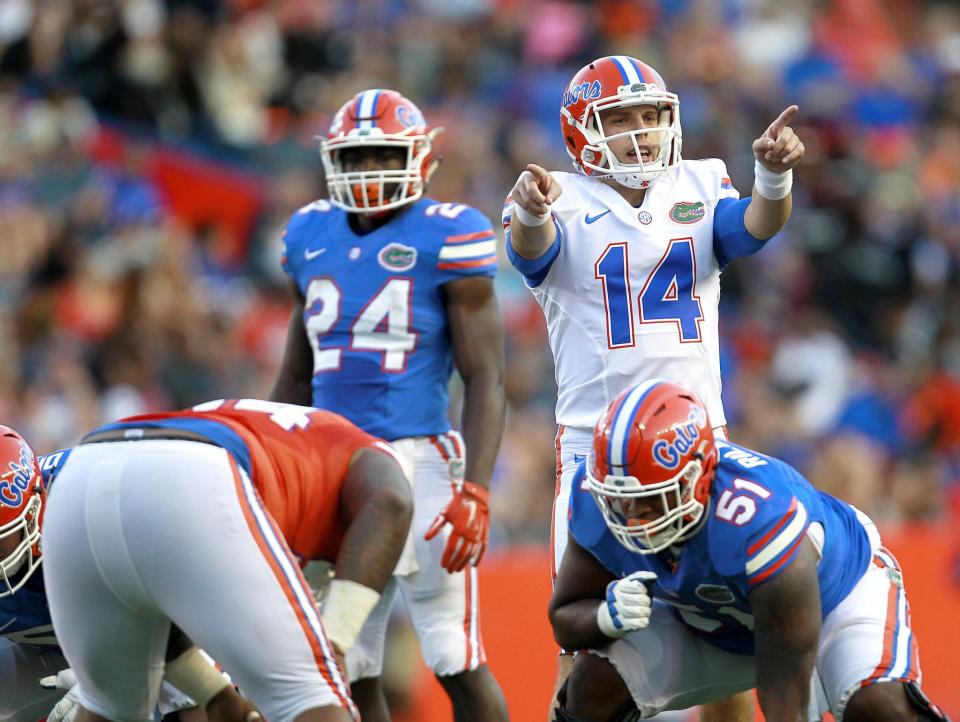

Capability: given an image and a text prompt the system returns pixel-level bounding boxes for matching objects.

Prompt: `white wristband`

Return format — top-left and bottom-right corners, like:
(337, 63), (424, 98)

(164, 647), (230, 709)
(322, 579), (381, 652)
(753, 160), (793, 200)
(513, 204), (551, 227)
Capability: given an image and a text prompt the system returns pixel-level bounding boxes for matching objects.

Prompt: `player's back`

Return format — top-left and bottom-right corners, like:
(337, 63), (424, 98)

(704, 441), (871, 615)
(281, 197), (498, 440)
(506, 161), (740, 430)
(95, 399), (391, 561)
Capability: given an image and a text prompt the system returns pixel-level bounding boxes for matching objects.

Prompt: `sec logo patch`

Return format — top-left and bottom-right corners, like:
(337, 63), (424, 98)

(638, 210), (653, 225)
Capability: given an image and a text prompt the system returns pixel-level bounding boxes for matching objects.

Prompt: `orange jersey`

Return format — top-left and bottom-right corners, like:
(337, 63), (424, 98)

(107, 399), (399, 561)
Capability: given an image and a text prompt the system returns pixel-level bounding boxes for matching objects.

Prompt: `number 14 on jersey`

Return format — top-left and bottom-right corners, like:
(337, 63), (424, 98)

(594, 237), (704, 348)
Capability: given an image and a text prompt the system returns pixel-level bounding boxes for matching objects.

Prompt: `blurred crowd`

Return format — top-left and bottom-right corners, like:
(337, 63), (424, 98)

(3, 0), (960, 555)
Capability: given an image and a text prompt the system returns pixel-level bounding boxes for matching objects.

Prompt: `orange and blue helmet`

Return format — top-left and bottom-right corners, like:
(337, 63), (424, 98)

(587, 380), (716, 554)
(319, 89), (440, 214)
(560, 56), (682, 189)
(0, 425), (44, 597)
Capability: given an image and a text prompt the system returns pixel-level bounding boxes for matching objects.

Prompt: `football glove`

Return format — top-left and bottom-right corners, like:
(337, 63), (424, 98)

(41, 668), (197, 722)
(596, 571), (658, 638)
(40, 669), (79, 722)
(424, 481), (490, 573)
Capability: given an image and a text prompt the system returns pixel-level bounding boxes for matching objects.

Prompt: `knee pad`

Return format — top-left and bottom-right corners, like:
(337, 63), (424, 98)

(904, 682), (952, 721)
(420, 629), (470, 677)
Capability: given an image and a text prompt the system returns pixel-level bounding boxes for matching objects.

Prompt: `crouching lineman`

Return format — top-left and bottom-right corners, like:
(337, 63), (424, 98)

(0, 427), (213, 722)
(549, 381), (950, 721)
(39, 399), (413, 722)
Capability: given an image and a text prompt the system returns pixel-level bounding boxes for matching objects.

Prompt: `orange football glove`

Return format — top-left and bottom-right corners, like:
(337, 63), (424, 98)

(424, 481), (490, 573)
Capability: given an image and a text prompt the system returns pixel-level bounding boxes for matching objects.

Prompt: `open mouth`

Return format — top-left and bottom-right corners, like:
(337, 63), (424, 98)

(627, 147), (654, 164)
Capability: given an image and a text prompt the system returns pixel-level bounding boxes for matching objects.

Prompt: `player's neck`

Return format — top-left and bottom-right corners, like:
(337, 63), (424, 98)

(348, 202), (416, 235)
(602, 179), (647, 207)
(349, 211), (396, 235)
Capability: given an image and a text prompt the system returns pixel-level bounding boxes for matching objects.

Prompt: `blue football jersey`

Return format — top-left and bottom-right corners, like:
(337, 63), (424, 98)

(281, 198), (498, 440)
(568, 440), (871, 654)
(0, 449), (71, 648)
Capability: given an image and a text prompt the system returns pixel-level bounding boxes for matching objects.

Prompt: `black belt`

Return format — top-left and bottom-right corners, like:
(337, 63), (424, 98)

(80, 427), (218, 447)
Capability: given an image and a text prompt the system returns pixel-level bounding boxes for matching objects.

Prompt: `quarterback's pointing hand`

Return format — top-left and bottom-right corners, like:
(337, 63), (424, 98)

(425, 480), (490, 573)
(511, 164), (563, 220)
(753, 105), (804, 174)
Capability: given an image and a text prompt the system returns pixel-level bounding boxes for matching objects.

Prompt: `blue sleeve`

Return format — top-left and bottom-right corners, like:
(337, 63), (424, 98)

(712, 197), (767, 269)
(506, 216), (564, 288)
(281, 200), (332, 280)
(568, 465), (631, 575)
(708, 462), (811, 594)
(435, 206), (499, 285)
(38, 448), (72, 488)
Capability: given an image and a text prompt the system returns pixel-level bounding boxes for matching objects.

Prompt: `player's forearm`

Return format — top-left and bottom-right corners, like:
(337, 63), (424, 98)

(751, 543), (821, 721)
(509, 215), (557, 260)
(756, 660), (813, 721)
(743, 189), (792, 240)
(460, 366), (505, 489)
(755, 615), (817, 719)
(549, 599), (612, 651)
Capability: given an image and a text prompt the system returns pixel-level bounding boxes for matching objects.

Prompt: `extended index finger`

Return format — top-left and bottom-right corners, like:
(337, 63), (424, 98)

(765, 105), (799, 139)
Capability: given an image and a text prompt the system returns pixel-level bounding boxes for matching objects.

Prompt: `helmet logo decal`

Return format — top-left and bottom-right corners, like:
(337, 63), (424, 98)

(650, 405), (707, 470)
(669, 201), (705, 224)
(563, 80), (601, 108)
(396, 105), (425, 128)
(377, 243), (418, 271)
(0, 442), (34, 507)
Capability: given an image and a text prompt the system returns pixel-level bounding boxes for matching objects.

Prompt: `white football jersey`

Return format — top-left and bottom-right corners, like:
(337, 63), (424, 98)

(507, 159), (741, 431)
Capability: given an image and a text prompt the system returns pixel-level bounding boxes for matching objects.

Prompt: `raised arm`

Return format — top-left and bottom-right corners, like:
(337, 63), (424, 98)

(508, 164), (562, 259)
(743, 105), (805, 240)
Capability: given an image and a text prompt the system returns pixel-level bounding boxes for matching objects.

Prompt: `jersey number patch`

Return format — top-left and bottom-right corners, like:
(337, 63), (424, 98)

(305, 277), (417, 373)
(715, 478), (772, 526)
(594, 238), (704, 348)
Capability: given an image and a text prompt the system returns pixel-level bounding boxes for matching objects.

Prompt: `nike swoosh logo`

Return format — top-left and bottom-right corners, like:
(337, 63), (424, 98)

(573, 454), (586, 464)
(304, 247), (326, 260)
(585, 210), (611, 224)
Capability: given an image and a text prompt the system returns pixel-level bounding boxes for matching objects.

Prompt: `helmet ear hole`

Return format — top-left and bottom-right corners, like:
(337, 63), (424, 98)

(565, 135), (576, 150)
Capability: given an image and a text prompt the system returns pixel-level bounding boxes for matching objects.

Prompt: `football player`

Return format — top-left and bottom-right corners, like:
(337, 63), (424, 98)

(0, 425), (64, 722)
(550, 380), (949, 721)
(271, 88), (508, 722)
(40, 399), (414, 722)
(506, 55), (804, 721)
(0, 429), (229, 722)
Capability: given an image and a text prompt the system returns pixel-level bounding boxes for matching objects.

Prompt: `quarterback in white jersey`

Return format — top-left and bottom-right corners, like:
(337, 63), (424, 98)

(507, 55), (804, 722)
